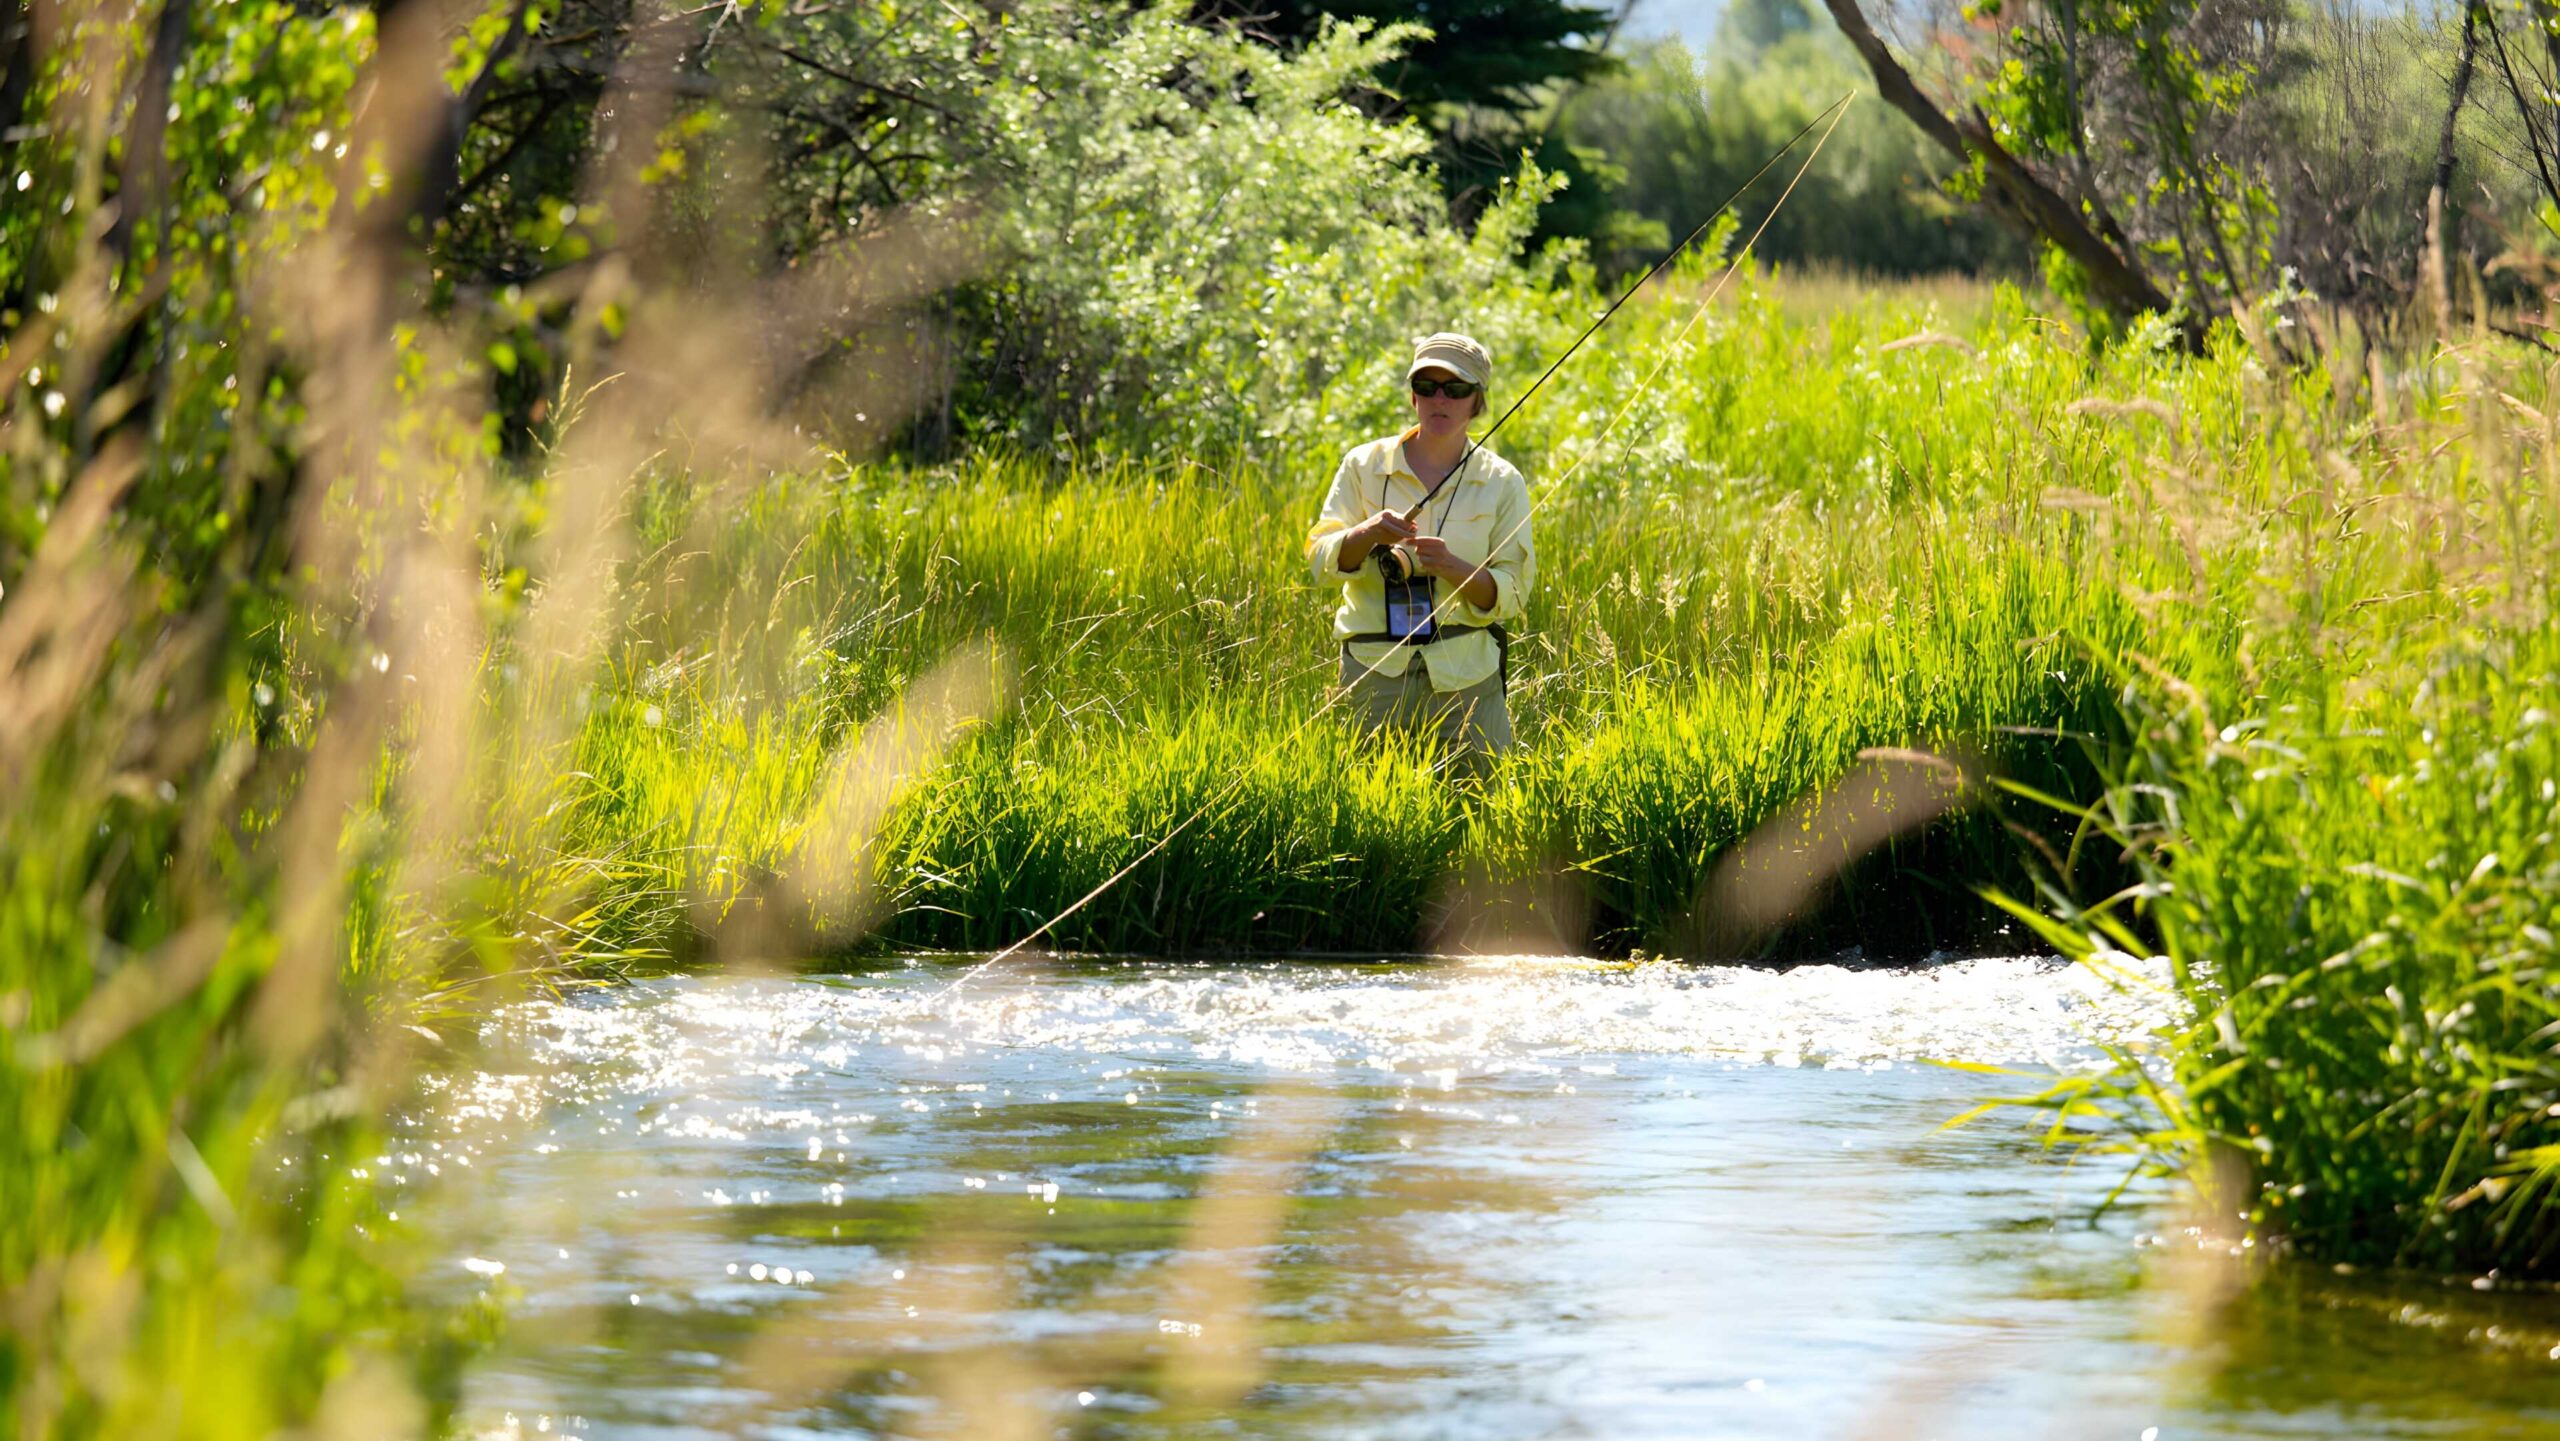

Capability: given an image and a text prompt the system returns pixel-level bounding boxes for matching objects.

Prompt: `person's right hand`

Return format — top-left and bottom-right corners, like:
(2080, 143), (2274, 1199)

(1356, 509), (1418, 550)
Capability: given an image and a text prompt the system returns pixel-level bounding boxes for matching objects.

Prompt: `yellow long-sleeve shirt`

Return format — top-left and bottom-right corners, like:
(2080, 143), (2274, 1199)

(1305, 430), (1535, 693)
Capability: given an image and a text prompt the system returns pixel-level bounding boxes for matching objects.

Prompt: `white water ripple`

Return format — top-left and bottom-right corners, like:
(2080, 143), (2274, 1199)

(487, 955), (2175, 1097)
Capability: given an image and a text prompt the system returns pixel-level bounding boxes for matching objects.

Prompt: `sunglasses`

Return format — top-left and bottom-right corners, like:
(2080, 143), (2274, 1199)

(1410, 376), (1481, 400)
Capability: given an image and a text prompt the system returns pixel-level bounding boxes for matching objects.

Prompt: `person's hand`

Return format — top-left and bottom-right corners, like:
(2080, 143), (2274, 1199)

(1357, 509), (1419, 550)
(1338, 508), (1421, 572)
(1408, 535), (1478, 585)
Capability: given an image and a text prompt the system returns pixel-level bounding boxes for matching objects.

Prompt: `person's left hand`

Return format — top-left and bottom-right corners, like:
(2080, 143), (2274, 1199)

(1408, 535), (1478, 585)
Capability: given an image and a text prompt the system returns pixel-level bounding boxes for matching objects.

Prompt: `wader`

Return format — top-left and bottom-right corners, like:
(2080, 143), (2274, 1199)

(1338, 623), (1512, 767)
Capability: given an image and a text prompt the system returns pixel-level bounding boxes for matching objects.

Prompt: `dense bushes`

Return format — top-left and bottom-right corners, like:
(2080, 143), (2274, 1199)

(939, 11), (1581, 455)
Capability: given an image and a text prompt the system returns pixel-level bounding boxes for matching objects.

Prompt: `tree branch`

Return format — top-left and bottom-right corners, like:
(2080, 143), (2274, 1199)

(2482, 6), (2560, 214)
(1818, 0), (2188, 340)
(412, 0), (540, 232)
(445, 83), (574, 218)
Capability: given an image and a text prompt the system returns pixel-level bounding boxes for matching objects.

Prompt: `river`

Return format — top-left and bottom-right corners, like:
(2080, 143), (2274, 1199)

(405, 956), (2560, 1439)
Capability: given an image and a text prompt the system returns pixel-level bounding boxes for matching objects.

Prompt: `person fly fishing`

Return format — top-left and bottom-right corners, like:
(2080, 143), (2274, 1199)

(939, 100), (1850, 978)
(1306, 332), (1535, 768)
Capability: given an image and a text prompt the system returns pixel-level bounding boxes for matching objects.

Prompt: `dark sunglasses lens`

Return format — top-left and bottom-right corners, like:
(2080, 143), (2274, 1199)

(1413, 378), (1478, 399)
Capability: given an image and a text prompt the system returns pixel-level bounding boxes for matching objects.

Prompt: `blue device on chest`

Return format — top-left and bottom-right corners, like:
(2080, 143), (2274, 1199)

(1379, 549), (1437, 643)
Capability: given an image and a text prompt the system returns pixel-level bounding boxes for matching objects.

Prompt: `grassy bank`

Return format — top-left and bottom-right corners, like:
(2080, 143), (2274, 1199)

(567, 471), (2141, 961)
(529, 272), (2274, 968)
(2114, 629), (2560, 1274)
(1986, 339), (2560, 1275)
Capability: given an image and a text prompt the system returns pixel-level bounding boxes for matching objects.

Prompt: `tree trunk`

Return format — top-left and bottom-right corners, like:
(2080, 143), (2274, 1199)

(103, 0), (192, 266)
(0, 2), (36, 152)
(1817, 0), (2195, 346)
(2424, 5), (2482, 331)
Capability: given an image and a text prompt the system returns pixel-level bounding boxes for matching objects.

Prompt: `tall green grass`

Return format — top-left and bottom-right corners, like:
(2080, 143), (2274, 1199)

(541, 272), (2283, 964)
(1984, 343), (2560, 1275)
(2003, 630), (2560, 1274)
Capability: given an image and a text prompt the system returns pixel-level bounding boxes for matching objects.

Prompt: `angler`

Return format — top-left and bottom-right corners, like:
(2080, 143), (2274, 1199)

(1306, 332), (1534, 773)
(1295, 95), (1850, 779)
(934, 95), (1853, 985)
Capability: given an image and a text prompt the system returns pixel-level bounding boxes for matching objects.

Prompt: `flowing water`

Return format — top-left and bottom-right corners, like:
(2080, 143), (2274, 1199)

(413, 957), (2560, 1440)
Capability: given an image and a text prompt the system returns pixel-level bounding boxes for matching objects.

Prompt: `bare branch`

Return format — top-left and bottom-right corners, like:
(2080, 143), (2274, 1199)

(1819, 0), (2189, 341)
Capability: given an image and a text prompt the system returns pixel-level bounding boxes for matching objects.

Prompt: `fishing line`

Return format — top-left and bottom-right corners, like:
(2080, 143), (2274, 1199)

(920, 91), (1858, 1007)
(1401, 89), (1857, 524)
(1491, 95), (1857, 511)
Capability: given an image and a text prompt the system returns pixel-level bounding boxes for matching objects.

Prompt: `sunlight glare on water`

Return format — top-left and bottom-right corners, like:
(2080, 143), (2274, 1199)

(421, 957), (2560, 1441)
(487, 953), (2170, 1089)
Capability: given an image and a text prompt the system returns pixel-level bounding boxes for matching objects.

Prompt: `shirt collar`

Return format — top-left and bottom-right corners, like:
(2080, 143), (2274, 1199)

(1387, 426), (1422, 482)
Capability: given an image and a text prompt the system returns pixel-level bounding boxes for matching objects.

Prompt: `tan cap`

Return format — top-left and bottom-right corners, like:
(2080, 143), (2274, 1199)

(1407, 331), (1492, 389)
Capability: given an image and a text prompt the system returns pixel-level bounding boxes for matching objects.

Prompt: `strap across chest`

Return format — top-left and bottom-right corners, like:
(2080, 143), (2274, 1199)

(1381, 451), (1468, 531)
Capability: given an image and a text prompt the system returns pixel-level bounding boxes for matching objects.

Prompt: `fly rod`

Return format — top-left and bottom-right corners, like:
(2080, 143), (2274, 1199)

(1400, 89), (1855, 524)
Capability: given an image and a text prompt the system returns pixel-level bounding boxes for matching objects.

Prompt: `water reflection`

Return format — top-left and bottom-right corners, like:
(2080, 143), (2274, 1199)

(409, 957), (2560, 1439)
